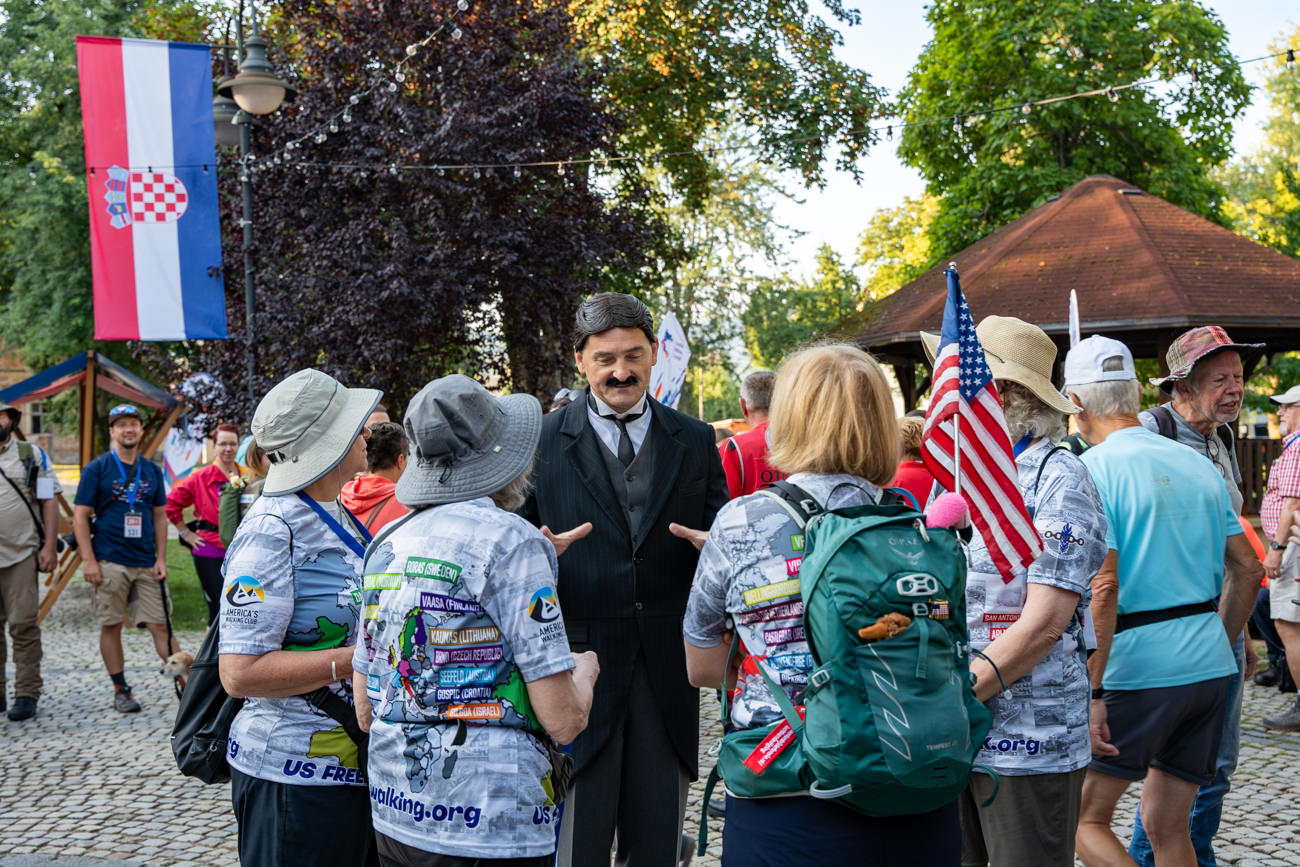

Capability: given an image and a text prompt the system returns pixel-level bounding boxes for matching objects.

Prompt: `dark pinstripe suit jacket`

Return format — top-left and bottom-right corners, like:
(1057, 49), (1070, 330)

(521, 392), (728, 778)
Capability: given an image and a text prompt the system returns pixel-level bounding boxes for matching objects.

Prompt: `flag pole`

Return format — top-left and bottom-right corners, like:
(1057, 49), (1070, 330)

(948, 262), (962, 497)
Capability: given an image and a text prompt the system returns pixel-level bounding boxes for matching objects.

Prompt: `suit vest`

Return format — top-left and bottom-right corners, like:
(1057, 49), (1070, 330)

(596, 429), (655, 541)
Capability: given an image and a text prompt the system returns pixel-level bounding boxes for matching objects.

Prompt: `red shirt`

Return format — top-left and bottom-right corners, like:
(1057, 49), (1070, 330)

(341, 474), (410, 533)
(891, 460), (935, 510)
(719, 421), (786, 499)
(165, 462), (236, 556)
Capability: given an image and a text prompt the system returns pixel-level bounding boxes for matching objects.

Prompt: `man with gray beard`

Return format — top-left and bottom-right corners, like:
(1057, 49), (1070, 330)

(921, 317), (1108, 867)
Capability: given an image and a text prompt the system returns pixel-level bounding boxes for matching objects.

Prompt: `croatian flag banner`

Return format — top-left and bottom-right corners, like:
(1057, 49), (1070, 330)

(76, 36), (226, 340)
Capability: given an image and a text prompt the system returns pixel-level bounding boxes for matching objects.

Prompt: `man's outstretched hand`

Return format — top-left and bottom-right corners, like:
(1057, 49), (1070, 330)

(541, 523), (593, 557)
(669, 523), (708, 551)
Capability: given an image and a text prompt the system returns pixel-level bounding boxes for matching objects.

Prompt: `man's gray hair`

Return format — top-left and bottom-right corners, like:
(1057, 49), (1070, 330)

(573, 293), (655, 350)
(999, 382), (1066, 442)
(740, 370), (776, 412)
(1070, 379), (1141, 418)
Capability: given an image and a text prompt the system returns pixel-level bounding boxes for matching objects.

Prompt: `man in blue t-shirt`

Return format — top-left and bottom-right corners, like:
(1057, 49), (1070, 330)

(73, 404), (180, 713)
(1061, 337), (1263, 867)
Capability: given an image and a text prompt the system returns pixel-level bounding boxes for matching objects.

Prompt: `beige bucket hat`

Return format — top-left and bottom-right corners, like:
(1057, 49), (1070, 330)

(922, 315), (1079, 415)
(252, 369), (382, 496)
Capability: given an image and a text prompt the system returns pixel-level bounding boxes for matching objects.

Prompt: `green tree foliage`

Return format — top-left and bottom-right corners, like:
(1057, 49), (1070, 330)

(856, 193), (939, 299)
(569, 0), (887, 208)
(742, 244), (860, 369)
(0, 0), (210, 371)
(643, 126), (794, 367)
(898, 0), (1250, 258)
(1218, 27), (1300, 258)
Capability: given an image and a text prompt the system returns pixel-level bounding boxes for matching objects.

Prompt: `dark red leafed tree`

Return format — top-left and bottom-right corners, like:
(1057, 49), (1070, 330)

(138, 0), (654, 421)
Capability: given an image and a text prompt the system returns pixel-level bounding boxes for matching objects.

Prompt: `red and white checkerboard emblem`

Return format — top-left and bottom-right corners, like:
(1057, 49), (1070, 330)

(128, 171), (189, 224)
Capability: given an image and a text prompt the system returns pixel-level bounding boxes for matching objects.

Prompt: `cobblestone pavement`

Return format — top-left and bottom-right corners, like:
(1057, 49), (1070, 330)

(3, 583), (1299, 865)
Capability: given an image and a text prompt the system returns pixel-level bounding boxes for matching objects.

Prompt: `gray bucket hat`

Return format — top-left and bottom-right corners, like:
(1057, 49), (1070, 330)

(0, 400), (19, 424)
(252, 369), (382, 496)
(396, 375), (541, 508)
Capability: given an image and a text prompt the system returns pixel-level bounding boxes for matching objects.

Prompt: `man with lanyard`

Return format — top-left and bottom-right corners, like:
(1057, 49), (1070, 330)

(0, 400), (61, 721)
(1260, 384), (1300, 730)
(74, 404), (180, 713)
(1127, 326), (1264, 866)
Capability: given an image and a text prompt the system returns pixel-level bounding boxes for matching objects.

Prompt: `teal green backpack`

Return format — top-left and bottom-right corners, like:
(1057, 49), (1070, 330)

(698, 482), (992, 852)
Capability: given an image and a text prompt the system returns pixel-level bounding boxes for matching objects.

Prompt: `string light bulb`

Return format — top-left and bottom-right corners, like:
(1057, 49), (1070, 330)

(315, 133), (326, 144)
(1106, 86), (1119, 103)
(473, 167), (481, 179)
(406, 44), (419, 57)
(329, 120), (339, 133)
(389, 81), (398, 92)
(1021, 102), (1033, 114)
(342, 110), (352, 123)
(452, 27), (462, 40)
(886, 125), (892, 141)
(350, 95), (360, 105)
(457, 0), (468, 9)
(513, 165), (522, 178)
(389, 164), (398, 175)
(557, 163), (565, 176)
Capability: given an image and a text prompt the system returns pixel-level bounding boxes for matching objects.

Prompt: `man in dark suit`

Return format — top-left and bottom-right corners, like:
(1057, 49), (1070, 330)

(522, 293), (727, 867)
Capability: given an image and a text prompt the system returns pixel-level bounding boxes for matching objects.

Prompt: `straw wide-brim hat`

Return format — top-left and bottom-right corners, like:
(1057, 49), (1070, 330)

(921, 316), (1079, 416)
(252, 369), (382, 496)
(396, 374), (542, 508)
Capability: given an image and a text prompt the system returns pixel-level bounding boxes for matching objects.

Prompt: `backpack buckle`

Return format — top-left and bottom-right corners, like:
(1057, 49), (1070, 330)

(896, 573), (940, 597)
(810, 669), (831, 689)
(912, 602), (930, 617)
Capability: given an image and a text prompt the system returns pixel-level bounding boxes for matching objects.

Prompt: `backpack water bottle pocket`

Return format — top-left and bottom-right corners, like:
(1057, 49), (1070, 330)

(713, 717), (811, 799)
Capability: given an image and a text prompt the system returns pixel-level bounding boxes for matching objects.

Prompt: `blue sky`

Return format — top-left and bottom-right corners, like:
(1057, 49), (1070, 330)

(774, 1), (1300, 277)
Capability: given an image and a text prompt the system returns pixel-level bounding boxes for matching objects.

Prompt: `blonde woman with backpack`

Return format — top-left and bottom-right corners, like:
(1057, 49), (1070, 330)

(682, 344), (963, 865)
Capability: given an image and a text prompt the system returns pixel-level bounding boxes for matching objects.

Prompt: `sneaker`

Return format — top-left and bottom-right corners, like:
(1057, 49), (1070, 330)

(113, 685), (142, 713)
(7, 696), (36, 721)
(1263, 698), (1300, 732)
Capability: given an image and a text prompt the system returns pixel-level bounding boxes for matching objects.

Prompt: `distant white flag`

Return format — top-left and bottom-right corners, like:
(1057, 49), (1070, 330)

(1068, 290), (1081, 348)
(649, 312), (691, 409)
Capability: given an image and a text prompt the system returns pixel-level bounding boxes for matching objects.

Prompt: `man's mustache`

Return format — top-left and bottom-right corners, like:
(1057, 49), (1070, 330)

(605, 375), (639, 388)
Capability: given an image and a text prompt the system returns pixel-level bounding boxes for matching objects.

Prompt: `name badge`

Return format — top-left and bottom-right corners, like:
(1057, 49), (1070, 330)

(36, 477), (54, 500)
(124, 511), (143, 539)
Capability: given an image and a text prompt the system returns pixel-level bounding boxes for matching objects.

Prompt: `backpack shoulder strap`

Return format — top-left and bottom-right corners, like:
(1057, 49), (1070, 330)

(363, 495), (395, 531)
(882, 486), (919, 511)
(756, 480), (821, 529)
(1150, 404), (1177, 440)
(1032, 445), (1069, 495)
(727, 436), (745, 493)
(17, 440), (34, 477)
(1216, 424), (1234, 455)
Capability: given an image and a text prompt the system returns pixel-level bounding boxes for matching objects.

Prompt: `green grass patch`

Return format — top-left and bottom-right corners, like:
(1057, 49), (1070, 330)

(164, 540), (211, 631)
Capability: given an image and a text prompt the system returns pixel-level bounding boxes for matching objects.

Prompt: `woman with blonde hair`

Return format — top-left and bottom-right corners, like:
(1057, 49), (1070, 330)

(218, 438), (269, 548)
(683, 343), (961, 864)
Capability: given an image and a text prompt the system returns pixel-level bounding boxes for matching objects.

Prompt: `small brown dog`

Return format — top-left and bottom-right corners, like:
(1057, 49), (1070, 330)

(161, 651), (194, 681)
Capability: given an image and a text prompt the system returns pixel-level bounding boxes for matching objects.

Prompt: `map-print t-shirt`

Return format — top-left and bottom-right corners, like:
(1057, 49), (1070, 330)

(353, 498), (575, 858)
(219, 494), (365, 786)
(962, 440), (1108, 776)
(684, 473), (879, 731)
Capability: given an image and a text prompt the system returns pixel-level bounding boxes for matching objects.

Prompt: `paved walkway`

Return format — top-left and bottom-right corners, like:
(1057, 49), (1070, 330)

(4, 580), (1300, 865)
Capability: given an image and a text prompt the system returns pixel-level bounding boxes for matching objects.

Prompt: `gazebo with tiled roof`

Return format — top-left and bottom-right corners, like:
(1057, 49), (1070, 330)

(844, 174), (1300, 408)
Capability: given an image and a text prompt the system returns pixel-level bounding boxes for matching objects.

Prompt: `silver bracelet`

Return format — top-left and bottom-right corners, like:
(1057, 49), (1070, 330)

(331, 659), (338, 681)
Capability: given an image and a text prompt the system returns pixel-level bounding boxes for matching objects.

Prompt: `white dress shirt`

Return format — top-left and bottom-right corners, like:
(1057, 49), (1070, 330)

(586, 391), (653, 459)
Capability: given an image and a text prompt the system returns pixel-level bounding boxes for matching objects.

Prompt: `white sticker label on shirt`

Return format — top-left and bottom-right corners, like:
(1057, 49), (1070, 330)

(36, 477), (54, 500)
(124, 511), (143, 539)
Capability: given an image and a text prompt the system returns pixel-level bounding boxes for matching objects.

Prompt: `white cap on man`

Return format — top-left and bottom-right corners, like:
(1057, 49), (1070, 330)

(1063, 335), (1137, 387)
(1270, 385), (1300, 406)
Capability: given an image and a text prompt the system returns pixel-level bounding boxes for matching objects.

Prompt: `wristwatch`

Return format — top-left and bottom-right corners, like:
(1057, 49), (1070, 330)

(1271, 540), (1284, 551)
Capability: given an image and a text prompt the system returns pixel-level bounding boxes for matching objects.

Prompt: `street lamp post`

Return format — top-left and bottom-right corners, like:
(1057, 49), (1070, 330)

(214, 0), (295, 412)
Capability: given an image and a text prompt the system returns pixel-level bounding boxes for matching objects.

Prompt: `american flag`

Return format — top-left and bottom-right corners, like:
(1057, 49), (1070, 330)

(921, 268), (1042, 582)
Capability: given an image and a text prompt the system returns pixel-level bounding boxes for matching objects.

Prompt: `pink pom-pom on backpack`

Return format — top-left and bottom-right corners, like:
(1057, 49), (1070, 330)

(926, 492), (970, 530)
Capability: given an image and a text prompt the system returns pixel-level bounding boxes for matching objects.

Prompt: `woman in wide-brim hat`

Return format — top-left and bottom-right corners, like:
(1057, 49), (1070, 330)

(923, 316), (1109, 866)
(352, 374), (598, 867)
(218, 368), (381, 867)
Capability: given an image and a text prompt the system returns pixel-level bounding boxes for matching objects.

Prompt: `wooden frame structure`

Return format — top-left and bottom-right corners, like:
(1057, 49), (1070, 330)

(0, 351), (180, 622)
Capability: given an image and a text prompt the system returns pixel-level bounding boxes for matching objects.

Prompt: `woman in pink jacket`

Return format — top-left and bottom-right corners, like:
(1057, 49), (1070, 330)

(165, 423), (242, 623)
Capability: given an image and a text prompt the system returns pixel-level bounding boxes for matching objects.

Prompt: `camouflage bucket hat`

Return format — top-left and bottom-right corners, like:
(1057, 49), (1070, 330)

(1149, 326), (1265, 393)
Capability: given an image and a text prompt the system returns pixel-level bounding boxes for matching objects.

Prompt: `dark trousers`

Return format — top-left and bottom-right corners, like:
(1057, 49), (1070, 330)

(231, 768), (376, 867)
(722, 794), (960, 866)
(556, 654), (689, 867)
(1253, 585), (1286, 666)
(376, 833), (550, 867)
(192, 554), (225, 625)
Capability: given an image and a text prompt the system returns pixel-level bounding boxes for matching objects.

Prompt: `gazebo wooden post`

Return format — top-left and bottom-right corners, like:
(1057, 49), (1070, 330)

(893, 363), (918, 413)
(78, 353), (97, 468)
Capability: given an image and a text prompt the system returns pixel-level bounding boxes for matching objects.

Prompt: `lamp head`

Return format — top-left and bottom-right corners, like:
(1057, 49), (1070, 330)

(217, 32), (297, 115)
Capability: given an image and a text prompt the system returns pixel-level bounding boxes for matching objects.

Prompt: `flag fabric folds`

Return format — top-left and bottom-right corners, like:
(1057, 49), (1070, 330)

(921, 268), (1042, 582)
(76, 36), (226, 341)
